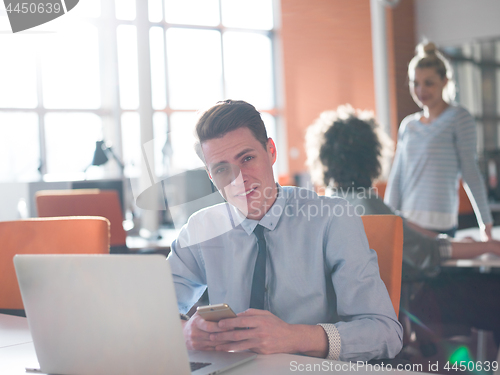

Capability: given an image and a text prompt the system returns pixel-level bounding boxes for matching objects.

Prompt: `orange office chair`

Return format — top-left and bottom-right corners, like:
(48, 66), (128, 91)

(373, 180), (387, 199)
(0, 217), (109, 313)
(36, 189), (128, 254)
(361, 215), (404, 317)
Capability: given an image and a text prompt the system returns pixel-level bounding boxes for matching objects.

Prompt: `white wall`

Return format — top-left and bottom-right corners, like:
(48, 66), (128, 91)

(0, 181), (72, 221)
(0, 183), (30, 222)
(415, 0), (500, 46)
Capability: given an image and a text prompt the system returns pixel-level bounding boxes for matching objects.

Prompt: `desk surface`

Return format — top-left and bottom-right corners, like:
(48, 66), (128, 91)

(454, 226), (500, 241)
(126, 227), (180, 251)
(0, 313), (31, 348)
(442, 253), (500, 268)
(0, 314), (429, 375)
(442, 227), (500, 268)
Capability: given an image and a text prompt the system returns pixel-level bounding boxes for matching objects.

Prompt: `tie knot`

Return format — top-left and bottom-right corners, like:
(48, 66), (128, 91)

(253, 224), (265, 241)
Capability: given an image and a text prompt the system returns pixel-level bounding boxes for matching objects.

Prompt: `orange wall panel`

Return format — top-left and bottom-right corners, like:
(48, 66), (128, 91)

(281, 0), (376, 175)
(389, 0), (421, 131)
(280, 0), (417, 177)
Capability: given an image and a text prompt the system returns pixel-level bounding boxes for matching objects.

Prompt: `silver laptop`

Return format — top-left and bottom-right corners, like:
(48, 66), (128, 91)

(14, 254), (256, 375)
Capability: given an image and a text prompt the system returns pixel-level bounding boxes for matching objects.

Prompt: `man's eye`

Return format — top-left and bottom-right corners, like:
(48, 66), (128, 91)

(215, 167), (227, 174)
(243, 156), (253, 162)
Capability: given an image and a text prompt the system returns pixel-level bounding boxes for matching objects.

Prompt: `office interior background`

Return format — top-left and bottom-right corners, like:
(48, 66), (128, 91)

(1, 0), (500, 233)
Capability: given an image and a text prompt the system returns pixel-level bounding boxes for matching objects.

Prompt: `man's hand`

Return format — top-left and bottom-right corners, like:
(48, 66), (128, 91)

(182, 312), (233, 351)
(208, 309), (328, 358)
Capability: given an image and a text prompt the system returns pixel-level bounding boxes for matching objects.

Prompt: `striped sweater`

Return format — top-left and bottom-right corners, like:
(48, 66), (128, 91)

(384, 103), (492, 230)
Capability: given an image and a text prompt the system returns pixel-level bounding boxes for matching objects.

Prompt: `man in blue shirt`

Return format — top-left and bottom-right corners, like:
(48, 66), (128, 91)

(168, 100), (402, 361)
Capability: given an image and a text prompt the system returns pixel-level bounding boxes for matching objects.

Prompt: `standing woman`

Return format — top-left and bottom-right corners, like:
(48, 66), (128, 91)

(384, 42), (493, 240)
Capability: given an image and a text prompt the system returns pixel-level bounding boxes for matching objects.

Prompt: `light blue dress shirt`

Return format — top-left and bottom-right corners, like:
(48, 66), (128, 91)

(168, 185), (403, 361)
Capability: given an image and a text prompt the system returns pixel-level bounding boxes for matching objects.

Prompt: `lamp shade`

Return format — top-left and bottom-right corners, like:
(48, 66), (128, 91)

(92, 140), (109, 166)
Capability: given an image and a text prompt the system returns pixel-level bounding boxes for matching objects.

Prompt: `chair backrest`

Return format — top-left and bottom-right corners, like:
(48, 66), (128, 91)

(361, 215), (403, 317)
(373, 180), (387, 199)
(36, 189), (126, 247)
(0, 217), (109, 310)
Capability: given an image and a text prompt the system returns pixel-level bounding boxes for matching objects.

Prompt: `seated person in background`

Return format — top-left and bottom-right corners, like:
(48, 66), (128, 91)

(167, 100), (403, 361)
(305, 104), (500, 348)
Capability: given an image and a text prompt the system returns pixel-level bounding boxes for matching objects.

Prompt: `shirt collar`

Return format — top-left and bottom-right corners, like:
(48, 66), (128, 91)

(240, 183), (286, 235)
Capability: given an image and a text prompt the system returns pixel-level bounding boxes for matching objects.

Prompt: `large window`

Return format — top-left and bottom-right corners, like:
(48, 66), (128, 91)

(0, 0), (279, 182)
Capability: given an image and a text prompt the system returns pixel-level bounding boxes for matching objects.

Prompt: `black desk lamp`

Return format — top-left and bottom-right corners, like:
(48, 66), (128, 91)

(85, 140), (125, 172)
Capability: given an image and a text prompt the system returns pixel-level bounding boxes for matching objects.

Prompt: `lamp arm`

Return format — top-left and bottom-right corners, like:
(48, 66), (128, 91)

(106, 147), (125, 170)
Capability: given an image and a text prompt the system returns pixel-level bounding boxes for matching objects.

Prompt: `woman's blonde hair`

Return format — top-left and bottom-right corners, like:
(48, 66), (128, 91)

(408, 41), (456, 103)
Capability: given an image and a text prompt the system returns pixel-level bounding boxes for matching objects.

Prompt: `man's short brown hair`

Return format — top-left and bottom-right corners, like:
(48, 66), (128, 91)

(195, 100), (269, 156)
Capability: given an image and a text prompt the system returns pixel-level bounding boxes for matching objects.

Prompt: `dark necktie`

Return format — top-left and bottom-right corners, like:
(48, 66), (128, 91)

(249, 224), (267, 309)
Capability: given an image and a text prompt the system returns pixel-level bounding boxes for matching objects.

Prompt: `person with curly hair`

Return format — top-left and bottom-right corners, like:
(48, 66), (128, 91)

(305, 104), (500, 353)
(384, 41), (492, 241)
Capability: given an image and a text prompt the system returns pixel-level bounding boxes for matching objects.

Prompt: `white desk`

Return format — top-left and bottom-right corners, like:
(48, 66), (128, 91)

(0, 315), (39, 375)
(0, 314), (32, 348)
(442, 252), (500, 268)
(0, 342), (40, 375)
(126, 227), (180, 252)
(440, 227), (500, 366)
(0, 314), (430, 375)
(454, 226), (500, 241)
(442, 226), (500, 268)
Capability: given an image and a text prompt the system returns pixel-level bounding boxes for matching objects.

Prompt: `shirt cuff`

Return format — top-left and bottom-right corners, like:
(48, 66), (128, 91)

(437, 234), (452, 259)
(317, 323), (341, 360)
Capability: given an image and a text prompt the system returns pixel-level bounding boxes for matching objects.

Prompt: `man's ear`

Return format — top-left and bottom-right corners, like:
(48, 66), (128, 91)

(267, 138), (277, 165)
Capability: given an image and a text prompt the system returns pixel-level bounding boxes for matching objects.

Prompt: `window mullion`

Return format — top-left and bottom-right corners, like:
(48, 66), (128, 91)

(101, 0), (123, 163)
(218, 0), (226, 99)
(35, 45), (47, 177)
(162, 22), (172, 163)
(136, 0), (155, 183)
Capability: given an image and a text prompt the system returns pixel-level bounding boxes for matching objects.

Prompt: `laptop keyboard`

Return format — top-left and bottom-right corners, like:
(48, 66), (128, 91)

(190, 361), (211, 371)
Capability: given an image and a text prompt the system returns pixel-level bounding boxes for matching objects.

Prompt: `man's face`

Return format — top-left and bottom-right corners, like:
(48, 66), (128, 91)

(201, 127), (277, 220)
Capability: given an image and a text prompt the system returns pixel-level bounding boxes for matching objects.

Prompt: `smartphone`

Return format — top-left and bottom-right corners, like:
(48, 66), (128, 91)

(197, 303), (237, 322)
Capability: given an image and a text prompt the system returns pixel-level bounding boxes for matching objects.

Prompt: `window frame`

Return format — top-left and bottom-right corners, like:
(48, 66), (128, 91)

(0, 0), (283, 182)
